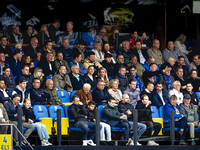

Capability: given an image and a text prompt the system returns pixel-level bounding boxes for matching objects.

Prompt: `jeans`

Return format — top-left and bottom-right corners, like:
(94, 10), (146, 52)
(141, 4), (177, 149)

(175, 116), (187, 140)
(32, 123), (50, 140)
(129, 121), (147, 140)
(100, 122), (111, 141)
(22, 122), (35, 139)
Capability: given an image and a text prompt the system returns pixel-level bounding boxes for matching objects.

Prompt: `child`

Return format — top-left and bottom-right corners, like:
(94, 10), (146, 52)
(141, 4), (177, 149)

(22, 98), (52, 146)
(86, 101), (112, 145)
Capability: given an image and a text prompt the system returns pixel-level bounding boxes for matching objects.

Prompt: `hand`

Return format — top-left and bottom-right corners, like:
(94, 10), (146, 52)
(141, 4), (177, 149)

(33, 30), (38, 36)
(6, 120), (9, 124)
(37, 52), (41, 57)
(4, 54), (9, 57)
(164, 66), (171, 73)
(18, 32), (22, 37)
(148, 77), (154, 83)
(126, 110), (132, 115)
(93, 119), (96, 122)
(14, 114), (18, 118)
(101, 100), (106, 102)
(188, 50), (192, 53)
(30, 63), (34, 68)
(79, 102), (83, 105)
(181, 85), (186, 89)
(4, 101), (8, 104)
(38, 95), (41, 97)
(22, 116), (25, 121)
(193, 121), (198, 126)
(85, 116), (87, 119)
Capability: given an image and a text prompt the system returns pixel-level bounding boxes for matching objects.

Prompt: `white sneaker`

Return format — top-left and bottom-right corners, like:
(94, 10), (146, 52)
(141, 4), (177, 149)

(41, 141), (49, 146)
(137, 141), (142, 146)
(87, 140), (96, 146)
(126, 138), (132, 146)
(83, 140), (88, 146)
(151, 141), (159, 146)
(129, 141), (134, 146)
(45, 140), (52, 146)
(147, 141), (159, 146)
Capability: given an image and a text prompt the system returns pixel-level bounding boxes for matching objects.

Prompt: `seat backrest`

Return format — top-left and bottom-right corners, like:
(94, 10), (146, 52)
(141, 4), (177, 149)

(57, 90), (70, 103)
(97, 105), (107, 120)
(196, 92), (200, 102)
(34, 61), (39, 68)
(48, 105), (65, 120)
(46, 76), (53, 80)
(65, 105), (71, 118)
(151, 106), (159, 118)
(159, 106), (164, 119)
(33, 105), (49, 120)
(71, 90), (78, 100)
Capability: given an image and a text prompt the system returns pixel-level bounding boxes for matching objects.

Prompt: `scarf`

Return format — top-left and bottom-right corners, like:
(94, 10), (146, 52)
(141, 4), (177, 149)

(163, 73), (173, 90)
(119, 73), (125, 79)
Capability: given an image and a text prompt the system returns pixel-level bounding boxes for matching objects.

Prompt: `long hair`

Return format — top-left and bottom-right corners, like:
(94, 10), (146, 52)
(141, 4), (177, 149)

(98, 67), (109, 87)
(175, 33), (186, 44)
(33, 67), (43, 81)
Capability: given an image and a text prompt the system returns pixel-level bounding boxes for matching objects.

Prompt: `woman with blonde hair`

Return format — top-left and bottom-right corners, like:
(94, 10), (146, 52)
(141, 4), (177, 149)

(33, 67), (46, 88)
(91, 42), (104, 62)
(97, 67), (109, 88)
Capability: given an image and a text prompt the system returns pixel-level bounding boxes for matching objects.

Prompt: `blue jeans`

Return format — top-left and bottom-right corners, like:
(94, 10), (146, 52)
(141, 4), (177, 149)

(32, 122), (50, 140)
(175, 116), (188, 140)
(129, 121), (147, 140)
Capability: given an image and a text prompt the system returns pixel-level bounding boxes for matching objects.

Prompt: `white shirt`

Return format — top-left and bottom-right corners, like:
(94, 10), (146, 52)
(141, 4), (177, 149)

(158, 91), (165, 105)
(0, 89), (9, 98)
(168, 89), (183, 105)
(49, 63), (52, 70)
(137, 50), (146, 64)
(88, 75), (93, 81)
(0, 108), (3, 118)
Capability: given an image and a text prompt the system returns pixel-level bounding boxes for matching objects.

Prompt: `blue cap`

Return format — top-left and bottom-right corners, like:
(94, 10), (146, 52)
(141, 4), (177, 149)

(183, 94), (191, 99)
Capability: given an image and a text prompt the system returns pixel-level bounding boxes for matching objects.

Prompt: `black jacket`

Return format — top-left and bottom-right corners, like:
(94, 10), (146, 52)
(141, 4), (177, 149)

(113, 74), (129, 91)
(174, 62), (188, 78)
(118, 101), (134, 121)
(140, 90), (152, 101)
(81, 74), (97, 91)
(39, 59), (56, 76)
(22, 106), (36, 123)
(68, 73), (83, 90)
(183, 90), (199, 106)
(151, 89), (169, 108)
(24, 45), (42, 62)
(101, 60), (115, 77)
(132, 48), (149, 64)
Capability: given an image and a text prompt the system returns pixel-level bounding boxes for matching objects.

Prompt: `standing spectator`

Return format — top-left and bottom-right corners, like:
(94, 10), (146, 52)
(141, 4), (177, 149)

(0, 79), (12, 104)
(141, 32), (150, 47)
(95, 27), (108, 46)
(129, 31), (143, 47)
(8, 26), (23, 44)
(43, 41), (56, 60)
(140, 82), (154, 102)
(33, 67), (46, 89)
(108, 28), (124, 48)
(101, 53), (115, 78)
(174, 56), (188, 78)
(65, 21), (78, 45)
(187, 69), (200, 92)
(0, 36), (13, 60)
(108, 79), (122, 104)
(91, 42), (104, 63)
(22, 25), (38, 44)
(102, 42), (117, 63)
(48, 18), (59, 43)
(73, 39), (87, 63)
(97, 68), (109, 88)
(168, 81), (183, 105)
(37, 25), (51, 46)
(57, 39), (73, 62)
(117, 41), (133, 64)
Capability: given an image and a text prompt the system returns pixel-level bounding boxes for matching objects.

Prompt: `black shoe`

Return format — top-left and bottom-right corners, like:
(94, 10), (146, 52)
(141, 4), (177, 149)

(107, 141), (114, 146)
(191, 141), (196, 146)
(100, 141), (107, 145)
(179, 140), (188, 146)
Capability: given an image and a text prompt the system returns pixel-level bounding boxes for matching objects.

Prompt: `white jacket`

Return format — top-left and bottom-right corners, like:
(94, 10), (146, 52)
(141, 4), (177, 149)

(168, 88), (183, 105)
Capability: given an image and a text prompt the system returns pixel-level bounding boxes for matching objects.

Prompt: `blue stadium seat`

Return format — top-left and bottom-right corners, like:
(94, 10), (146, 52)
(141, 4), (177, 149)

(34, 61), (39, 68)
(46, 75), (53, 80)
(196, 92), (200, 102)
(184, 65), (189, 70)
(108, 77), (113, 81)
(57, 90), (71, 103)
(48, 105), (66, 121)
(151, 106), (159, 118)
(71, 90), (77, 100)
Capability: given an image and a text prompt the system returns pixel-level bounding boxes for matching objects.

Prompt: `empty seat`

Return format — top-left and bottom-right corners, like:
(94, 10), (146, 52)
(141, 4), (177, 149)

(57, 90), (71, 105)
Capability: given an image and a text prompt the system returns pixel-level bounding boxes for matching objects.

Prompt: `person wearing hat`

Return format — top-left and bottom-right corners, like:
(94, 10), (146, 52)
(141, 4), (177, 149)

(180, 94), (200, 146)
(12, 78), (30, 106)
(73, 39), (87, 63)
(101, 53), (115, 77)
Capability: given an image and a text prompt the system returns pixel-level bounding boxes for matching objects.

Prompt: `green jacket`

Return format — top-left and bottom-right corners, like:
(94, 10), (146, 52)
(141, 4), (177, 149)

(147, 48), (164, 65)
(44, 87), (62, 105)
(103, 105), (121, 123)
(54, 59), (71, 74)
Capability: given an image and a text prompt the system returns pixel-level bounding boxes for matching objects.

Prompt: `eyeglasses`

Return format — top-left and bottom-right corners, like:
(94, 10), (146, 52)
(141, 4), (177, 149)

(130, 70), (136, 71)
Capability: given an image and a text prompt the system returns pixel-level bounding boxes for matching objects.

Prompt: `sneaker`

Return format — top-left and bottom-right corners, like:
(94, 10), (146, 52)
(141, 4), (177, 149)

(191, 141), (196, 146)
(41, 140), (49, 146)
(83, 140), (88, 146)
(87, 140), (96, 146)
(151, 141), (159, 146)
(129, 141), (134, 146)
(137, 141), (142, 146)
(178, 140), (188, 146)
(126, 138), (132, 146)
(147, 141), (158, 146)
(45, 140), (52, 146)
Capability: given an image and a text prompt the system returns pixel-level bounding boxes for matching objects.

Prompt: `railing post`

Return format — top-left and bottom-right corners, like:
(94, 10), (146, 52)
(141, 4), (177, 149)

(78, 32), (82, 40)
(3, 29), (6, 37)
(170, 110), (175, 146)
(17, 107), (22, 146)
(95, 109), (100, 146)
(57, 109), (62, 146)
(41, 31), (45, 48)
(115, 33), (119, 50)
(133, 109), (138, 146)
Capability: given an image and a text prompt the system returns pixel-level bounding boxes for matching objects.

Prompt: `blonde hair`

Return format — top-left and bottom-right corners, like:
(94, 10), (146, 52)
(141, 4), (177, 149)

(15, 44), (22, 49)
(24, 98), (31, 105)
(109, 79), (119, 89)
(98, 67), (109, 87)
(175, 34), (187, 44)
(33, 67), (43, 81)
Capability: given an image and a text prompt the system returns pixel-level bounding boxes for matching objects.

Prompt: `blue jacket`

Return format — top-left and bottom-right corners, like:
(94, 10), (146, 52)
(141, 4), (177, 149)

(22, 106), (36, 123)
(142, 61), (159, 71)
(92, 87), (112, 105)
(0, 89), (12, 103)
(151, 89), (169, 109)
(68, 73), (83, 90)
(8, 57), (22, 76)
(38, 59), (56, 76)
(16, 74), (33, 90)
(163, 103), (183, 126)
(69, 60), (87, 76)
(81, 74), (97, 91)
(57, 45), (73, 62)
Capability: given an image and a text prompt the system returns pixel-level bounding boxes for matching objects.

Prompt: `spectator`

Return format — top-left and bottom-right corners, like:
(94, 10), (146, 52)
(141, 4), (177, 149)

(189, 55), (200, 75)
(115, 55), (129, 75)
(165, 57), (176, 76)
(22, 99), (52, 146)
(29, 78), (50, 106)
(65, 21), (78, 44)
(108, 79), (122, 104)
(0, 36), (13, 60)
(174, 56), (188, 78)
(8, 49), (22, 76)
(68, 95), (97, 146)
(22, 25), (38, 44)
(152, 81), (169, 108)
(81, 65), (97, 91)
(54, 51), (71, 74)
(8, 26), (23, 44)
(92, 79), (111, 105)
(0, 53), (10, 75)
(48, 18), (59, 43)
(174, 67), (187, 92)
(162, 41), (190, 65)
(24, 37), (42, 62)
(128, 55), (145, 79)
(102, 42), (117, 63)
(37, 25), (51, 46)
(68, 64), (83, 90)
(69, 52), (87, 76)
(85, 28), (96, 47)
(95, 27), (108, 46)
(117, 41), (133, 64)
(141, 32), (150, 47)
(16, 65), (33, 90)
(164, 95), (188, 146)
(136, 94), (161, 146)
(21, 55), (35, 75)
(129, 31), (143, 47)
(12, 78), (30, 106)
(113, 66), (129, 91)
(147, 39), (164, 65)
(179, 94), (200, 146)
(75, 83), (93, 105)
(127, 65), (144, 92)
(101, 53), (115, 77)
(4, 94), (34, 146)
(0, 79), (12, 104)
(132, 40), (149, 65)
(108, 28), (124, 48)
(91, 42), (104, 63)
(124, 79), (140, 106)
(142, 56), (156, 71)
(183, 82), (199, 106)
(43, 41), (56, 60)
(97, 67), (109, 88)
(0, 66), (15, 91)
(168, 81), (183, 105)
(73, 39), (87, 63)
(57, 39), (73, 62)
(52, 65), (73, 95)
(140, 82), (154, 101)
(187, 69), (200, 92)
(39, 52), (56, 76)
(33, 67), (46, 88)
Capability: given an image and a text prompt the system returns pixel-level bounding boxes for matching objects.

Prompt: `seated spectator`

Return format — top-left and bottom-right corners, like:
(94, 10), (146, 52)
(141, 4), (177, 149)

(95, 27), (108, 46)
(141, 32), (150, 47)
(179, 94), (200, 146)
(75, 83), (93, 105)
(162, 41), (190, 65)
(69, 52), (87, 76)
(97, 67), (109, 88)
(0, 79), (12, 104)
(21, 55), (35, 75)
(0, 53), (10, 76)
(68, 64), (83, 90)
(44, 79), (65, 109)
(39, 52), (56, 76)
(54, 51), (71, 74)
(108, 28), (124, 48)
(136, 94), (161, 146)
(101, 53), (115, 77)
(189, 55), (200, 76)
(174, 56), (188, 78)
(0, 66), (16, 91)
(124, 79), (140, 106)
(81, 65), (97, 91)
(129, 31), (143, 47)
(147, 39), (164, 65)
(68, 95), (97, 146)
(16, 65), (33, 90)
(108, 79), (122, 104)
(57, 39), (73, 62)
(91, 42), (104, 63)
(33, 67), (46, 88)
(164, 95), (188, 146)
(127, 65), (143, 92)
(115, 55), (129, 75)
(166, 57), (176, 76)
(152, 81), (169, 108)
(113, 66), (129, 91)
(0, 36), (13, 61)
(128, 55), (145, 79)
(8, 26), (23, 44)
(142, 56), (156, 71)
(83, 51), (103, 75)
(52, 65), (73, 95)
(168, 81), (183, 105)
(187, 69), (200, 92)
(92, 79), (111, 105)
(132, 40), (149, 65)
(4, 94), (34, 146)
(102, 42), (117, 63)
(37, 25), (51, 45)
(158, 66), (175, 91)
(22, 25), (38, 44)
(140, 82), (154, 101)
(72, 39), (87, 63)
(8, 49), (22, 76)
(174, 67), (187, 92)
(29, 78), (50, 106)
(22, 98), (52, 146)
(24, 37), (42, 62)
(12, 78), (30, 106)
(183, 82), (199, 106)
(43, 41), (56, 60)
(117, 41), (133, 64)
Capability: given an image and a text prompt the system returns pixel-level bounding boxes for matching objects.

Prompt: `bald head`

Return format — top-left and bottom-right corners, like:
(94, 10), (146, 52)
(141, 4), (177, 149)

(167, 57), (175, 66)
(122, 94), (129, 103)
(30, 37), (38, 48)
(46, 79), (54, 89)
